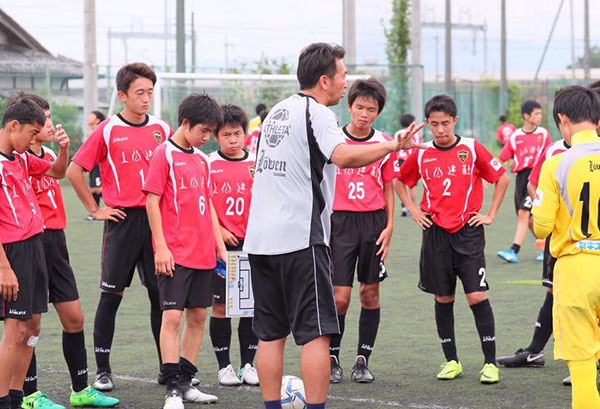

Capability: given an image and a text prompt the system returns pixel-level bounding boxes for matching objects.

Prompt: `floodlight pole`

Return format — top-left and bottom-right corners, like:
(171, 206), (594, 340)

(411, 0), (424, 122)
(343, 0), (357, 72)
(444, 0), (452, 93)
(83, 0), (98, 139)
(176, 0), (185, 73)
(584, 0), (590, 79)
(500, 0), (507, 115)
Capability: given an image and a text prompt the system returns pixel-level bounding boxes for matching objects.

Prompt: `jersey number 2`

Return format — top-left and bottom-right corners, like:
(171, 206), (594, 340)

(442, 178), (452, 197)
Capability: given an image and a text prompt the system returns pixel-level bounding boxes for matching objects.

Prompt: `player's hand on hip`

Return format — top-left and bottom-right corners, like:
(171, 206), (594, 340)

(468, 212), (494, 227)
(410, 208), (433, 230)
(0, 265), (18, 301)
(376, 226), (393, 261)
(154, 246), (175, 277)
(393, 122), (426, 151)
(92, 207), (126, 222)
(53, 124), (70, 148)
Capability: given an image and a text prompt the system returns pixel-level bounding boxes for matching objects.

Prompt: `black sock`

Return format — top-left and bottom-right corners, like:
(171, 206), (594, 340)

(357, 308), (380, 364)
(435, 301), (458, 362)
(8, 390), (22, 409)
(238, 317), (258, 367)
(93, 292), (122, 374)
(471, 299), (496, 365)
(527, 292), (553, 354)
(0, 396), (8, 409)
(147, 288), (163, 367)
(63, 330), (88, 392)
(162, 362), (179, 393)
(92, 192), (101, 207)
(210, 317), (231, 369)
(329, 314), (345, 360)
(510, 243), (521, 253)
(176, 357), (197, 391)
(23, 350), (37, 396)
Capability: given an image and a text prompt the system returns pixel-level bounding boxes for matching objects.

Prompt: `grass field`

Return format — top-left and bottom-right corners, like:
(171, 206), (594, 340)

(0, 176), (577, 409)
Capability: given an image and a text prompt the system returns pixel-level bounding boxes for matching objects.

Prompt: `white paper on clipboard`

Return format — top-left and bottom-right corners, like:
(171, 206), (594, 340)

(225, 251), (254, 317)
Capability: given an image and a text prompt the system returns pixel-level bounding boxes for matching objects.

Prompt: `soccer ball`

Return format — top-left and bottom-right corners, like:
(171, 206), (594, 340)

(280, 375), (306, 409)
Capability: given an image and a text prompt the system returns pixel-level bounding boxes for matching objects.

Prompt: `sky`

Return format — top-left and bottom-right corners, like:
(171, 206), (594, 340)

(1, 0), (597, 79)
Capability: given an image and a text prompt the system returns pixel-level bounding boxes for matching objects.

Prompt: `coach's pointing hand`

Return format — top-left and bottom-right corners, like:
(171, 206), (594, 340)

(392, 122), (426, 152)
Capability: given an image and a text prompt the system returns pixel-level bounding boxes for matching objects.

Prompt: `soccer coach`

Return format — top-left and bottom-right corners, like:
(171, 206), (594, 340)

(244, 42), (423, 409)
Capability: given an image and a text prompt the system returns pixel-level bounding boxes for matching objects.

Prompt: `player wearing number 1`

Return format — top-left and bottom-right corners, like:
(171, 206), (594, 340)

(396, 95), (509, 384)
(532, 85), (600, 409)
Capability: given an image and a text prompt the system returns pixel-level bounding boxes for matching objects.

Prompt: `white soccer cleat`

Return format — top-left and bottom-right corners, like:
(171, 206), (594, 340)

(182, 386), (218, 403)
(164, 391), (184, 409)
(239, 363), (260, 385)
(218, 364), (242, 386)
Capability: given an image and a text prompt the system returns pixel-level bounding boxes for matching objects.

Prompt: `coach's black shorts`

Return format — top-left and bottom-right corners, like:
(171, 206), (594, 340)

(158, 265), (213, 310)
(43, 229), (79, 303)
(213, 240), (244, 304)
(88, 164), (101, 188)
(0, 234), (48, 321)
(542, 234), (557, 288)
(514, 168), (533, 212)
(419, 221), (488, 296)
(100, 208), (157, 293)
(331, 210), (387, 286)
(249, 245), (340, 345)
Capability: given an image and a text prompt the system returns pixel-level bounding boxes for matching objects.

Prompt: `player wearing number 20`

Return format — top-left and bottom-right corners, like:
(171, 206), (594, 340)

(396, 95), (509, 384)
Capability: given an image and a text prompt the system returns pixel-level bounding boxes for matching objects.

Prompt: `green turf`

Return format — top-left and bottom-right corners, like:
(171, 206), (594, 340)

(1, 176), (574, 408)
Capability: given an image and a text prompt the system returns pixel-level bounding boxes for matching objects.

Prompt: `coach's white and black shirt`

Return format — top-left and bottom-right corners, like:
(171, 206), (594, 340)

(243, 93), (347, 255)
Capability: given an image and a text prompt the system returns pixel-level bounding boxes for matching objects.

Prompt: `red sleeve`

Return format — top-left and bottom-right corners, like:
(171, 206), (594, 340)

(474, 141), (505, 183)
(381, 152), (398, 184)
(528, 146), (547, 187)
(24, 152), (51, 178)
(498, 138), (513, 162)
(142, 145), (168, 197)
(398, 149), (420, 188)
(496, 126), (503, 143)
(71, 122), (108, 171)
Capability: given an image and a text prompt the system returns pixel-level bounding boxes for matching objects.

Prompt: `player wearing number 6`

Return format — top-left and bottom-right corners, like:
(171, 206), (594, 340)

(532, 85), (600, 409)
(395, 94), (509, 384)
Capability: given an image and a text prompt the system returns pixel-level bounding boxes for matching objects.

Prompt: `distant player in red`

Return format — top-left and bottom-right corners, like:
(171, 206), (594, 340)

(207, 105), (259, 387)
(396, 94), (509, 384)
(497, 100), (551, 263)
(67, 63), (174, 391)
(244, 109), (268, 155)
(0, 96), (69, 409)
(144, 93), (226, 408)
(496, 115), (516, 147)
(395, 113), (422, 217)
(329, 78), (398, 384)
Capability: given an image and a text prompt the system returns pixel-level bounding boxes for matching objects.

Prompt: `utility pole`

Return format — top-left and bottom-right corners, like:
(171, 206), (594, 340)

(83, 0), (98, 139)
(444, 0), (452, 93)
(164, 0), (168, 71)
(569, 0), (575, 83)
(176, 0), (185, 72)
(343, 0), (357, 71)
(191, 12), (196, 73)
(411, 0), (423, 121)
(584, 0), (590, 79)
(500, 0), (507, 115)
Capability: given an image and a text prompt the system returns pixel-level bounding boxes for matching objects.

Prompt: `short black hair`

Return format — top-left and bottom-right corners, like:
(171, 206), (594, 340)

(297, 42), (345, 90)
(552, 85), (600, 128)
(587, 80), (600, 89)
(1, 94), (45, 128)
(499, 114), (507, 122)
(424, 94), (457, 118)
(255, 103), (266, 115)
(347, 78), (386, 114)
(216, 104), (248, 135)
(400, 113), (415, 128)
(521, 100), (542, 117)
(10, 92), (49, 111)
(91, 110), (106, 122)
(259, 109), (269, 123)
(177, 93), (222, 129)
(116, 63), (157, 93)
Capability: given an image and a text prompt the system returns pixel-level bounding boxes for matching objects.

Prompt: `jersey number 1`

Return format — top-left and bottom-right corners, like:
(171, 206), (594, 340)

(578, 181), (600, 238)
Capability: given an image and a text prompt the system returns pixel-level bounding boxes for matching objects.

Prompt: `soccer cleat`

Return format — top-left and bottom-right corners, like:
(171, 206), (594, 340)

(535, 239), (546, 251)
(536, 252), (544, 261)
(22, 391), (66, 409)
(84, 215), (96, 222)
(436, 360), (463, 380)
(70, 386), (119, 407)
(401, 207), (409, 217)
(92, 373), (114, 392)
(351, 355), (374, 383)
(497, 348), (545, 367)
(163, 389), (184, 409)
(563, 375), (571, 386)
(157, 371), (166, 385)
(190, 378), (200, 386)
(497, 249), (518, 263)
(182, 386), (218, 403)
(218, 364), (242, 386)
(480, 363), (500, 384)
(238, 363), (259, 385)
(330, 355), (343, 384)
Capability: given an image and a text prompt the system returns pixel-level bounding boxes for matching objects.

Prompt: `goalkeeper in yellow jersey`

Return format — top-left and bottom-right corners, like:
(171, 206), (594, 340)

(532, 85), (600, 409)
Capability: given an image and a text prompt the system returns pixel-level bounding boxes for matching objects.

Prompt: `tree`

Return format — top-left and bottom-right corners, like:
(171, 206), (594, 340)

(568, 45), (600, 69)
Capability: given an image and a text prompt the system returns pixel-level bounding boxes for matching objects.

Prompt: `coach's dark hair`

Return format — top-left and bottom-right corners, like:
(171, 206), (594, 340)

(177, 93), (223, 128)
(297, 43), (345, 90)
(499, 114), (507, 122)
(587, 80), (600, 90)
(521, 100), (542, 117)
(255, 103), (266, 115)
(216, 104), (248, 135)
(91, 110), (106, 122)
(116, 63), (157, 93)
(1, 94), (45, 128)
(10, 92), (49, 111)
(347, 78), (386, 113)
(400, 113), (415, 128)
(424, 94), (457, 118)
(552, 85), (600, 128)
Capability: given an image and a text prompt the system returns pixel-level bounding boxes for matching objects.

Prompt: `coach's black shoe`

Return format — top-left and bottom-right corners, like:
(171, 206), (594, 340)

(92, 372), (114, 391)
(497, 348), (545, 367)
(351, 355), (374, 383)
(330, 356), (343, 383)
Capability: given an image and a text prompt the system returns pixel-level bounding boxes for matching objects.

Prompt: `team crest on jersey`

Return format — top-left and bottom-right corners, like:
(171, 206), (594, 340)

(458, 150), (469, 162)
(248, 165), (255, 177)
(153, 130), (162, 143)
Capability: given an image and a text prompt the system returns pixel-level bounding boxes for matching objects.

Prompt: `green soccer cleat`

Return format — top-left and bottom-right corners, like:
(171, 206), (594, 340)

(480, 363), (500, 384)
(22, 391), (66, 409)
(70, 386), (120, 407)
(437, 360), (463, 380)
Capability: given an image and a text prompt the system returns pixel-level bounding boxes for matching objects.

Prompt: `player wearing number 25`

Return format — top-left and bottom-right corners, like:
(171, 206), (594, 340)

(532, 85), (600, 409)
(395, 94), (509, 384)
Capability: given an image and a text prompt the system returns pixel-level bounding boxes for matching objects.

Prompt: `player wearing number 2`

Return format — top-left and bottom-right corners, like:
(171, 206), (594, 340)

(396, 94), (509, 384)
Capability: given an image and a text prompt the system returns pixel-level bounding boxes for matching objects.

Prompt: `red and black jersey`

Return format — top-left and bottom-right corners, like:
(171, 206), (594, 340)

(498, 127), (551, 173)
(28, 147), (66, 230)
(528, 139), (570, 187)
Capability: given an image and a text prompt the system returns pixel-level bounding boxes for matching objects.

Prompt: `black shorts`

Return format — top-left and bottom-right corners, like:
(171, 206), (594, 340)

(43, 229), (79, 303)
(331, 210), (387, 286)
(100, 208), (157, 293)
(542, 235), (557, 288)
(212, 240), (244, 304)
(249, 245), (340, 345)
(0, 234), (48, 321)
(514, 169), (533, 212)
(89, 164), (101, 188)
(419, 222), (488, 296)
(158, 265), (213, 310)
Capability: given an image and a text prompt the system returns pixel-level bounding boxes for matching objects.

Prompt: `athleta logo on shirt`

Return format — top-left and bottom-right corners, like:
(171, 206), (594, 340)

(263, 108), (290, 148)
